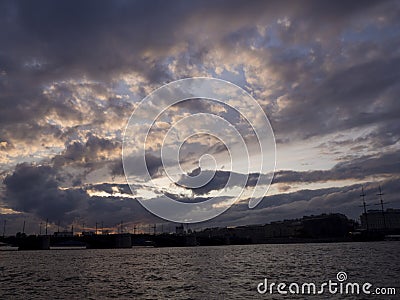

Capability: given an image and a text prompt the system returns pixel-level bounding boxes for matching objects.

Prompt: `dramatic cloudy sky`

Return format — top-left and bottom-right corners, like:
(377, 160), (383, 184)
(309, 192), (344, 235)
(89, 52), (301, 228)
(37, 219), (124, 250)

(1, 0), (399, 234)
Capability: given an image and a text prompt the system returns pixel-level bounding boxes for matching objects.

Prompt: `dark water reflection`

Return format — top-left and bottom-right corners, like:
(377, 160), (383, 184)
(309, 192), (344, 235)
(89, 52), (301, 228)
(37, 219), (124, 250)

(1, 242), (399, 299)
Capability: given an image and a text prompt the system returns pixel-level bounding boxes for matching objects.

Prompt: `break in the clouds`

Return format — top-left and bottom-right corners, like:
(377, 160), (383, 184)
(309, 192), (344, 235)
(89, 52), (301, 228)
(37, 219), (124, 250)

(0, 0), (399, 232)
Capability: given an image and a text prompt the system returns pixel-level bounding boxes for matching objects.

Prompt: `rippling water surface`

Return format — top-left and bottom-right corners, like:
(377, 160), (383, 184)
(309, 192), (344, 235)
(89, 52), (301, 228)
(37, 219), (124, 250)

(1, 242), (399, 299)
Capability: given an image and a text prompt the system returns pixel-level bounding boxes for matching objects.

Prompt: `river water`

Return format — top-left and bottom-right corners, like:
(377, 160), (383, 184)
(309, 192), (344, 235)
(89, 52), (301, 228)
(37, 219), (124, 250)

(1, 242), (399, 299)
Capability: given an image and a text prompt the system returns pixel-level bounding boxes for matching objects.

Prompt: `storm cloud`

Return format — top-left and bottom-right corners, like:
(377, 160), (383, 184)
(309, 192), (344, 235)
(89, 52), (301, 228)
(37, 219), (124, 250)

(3, 163), (86, 223)
(1, 0), (399, 232)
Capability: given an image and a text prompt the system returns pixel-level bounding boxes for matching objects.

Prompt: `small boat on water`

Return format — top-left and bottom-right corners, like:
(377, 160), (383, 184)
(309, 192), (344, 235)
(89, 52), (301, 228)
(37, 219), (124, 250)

(385, 235), (400, 241)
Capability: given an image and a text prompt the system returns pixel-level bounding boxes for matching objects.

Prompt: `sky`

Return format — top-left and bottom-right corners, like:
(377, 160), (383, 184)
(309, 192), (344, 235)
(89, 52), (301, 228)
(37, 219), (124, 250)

(0, 0), (399, 234)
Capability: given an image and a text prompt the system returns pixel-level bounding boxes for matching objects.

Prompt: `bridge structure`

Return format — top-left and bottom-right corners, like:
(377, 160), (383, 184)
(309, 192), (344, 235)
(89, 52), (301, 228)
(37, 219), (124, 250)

(0, 233), (198, 250)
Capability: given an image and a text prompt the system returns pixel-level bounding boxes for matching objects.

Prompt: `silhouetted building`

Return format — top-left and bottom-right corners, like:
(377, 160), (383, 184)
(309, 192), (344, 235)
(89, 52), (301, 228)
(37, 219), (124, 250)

(264, 220), (302, 238)
(53, 231), (73, 237)
(198, 213), (352, 243)
(300, 213), (349, 238)
(175, 224), (184, 235)
(231, 220), (302, 243)
(360, 209), (400, 231)
(82, 231), (96, 236)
